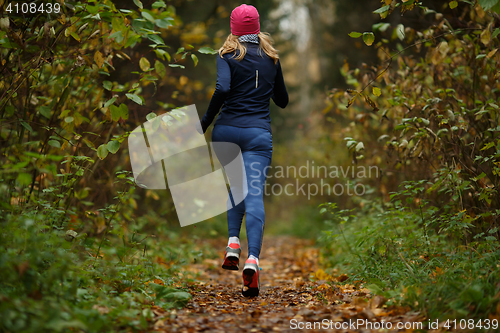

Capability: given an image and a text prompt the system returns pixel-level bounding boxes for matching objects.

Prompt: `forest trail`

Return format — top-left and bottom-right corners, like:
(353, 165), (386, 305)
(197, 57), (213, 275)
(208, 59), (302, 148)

(149, 236), (424, 332)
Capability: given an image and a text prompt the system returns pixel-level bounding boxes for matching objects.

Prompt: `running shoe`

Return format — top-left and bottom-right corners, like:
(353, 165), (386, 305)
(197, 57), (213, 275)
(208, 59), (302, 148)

(242, 258), (260, 297)
(222, 243), (241, 270)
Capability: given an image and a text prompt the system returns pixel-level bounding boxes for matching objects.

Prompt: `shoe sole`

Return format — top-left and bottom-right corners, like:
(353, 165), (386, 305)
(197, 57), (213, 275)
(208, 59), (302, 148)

(222, 253), (239, 270)
(242, 267), (259, 297)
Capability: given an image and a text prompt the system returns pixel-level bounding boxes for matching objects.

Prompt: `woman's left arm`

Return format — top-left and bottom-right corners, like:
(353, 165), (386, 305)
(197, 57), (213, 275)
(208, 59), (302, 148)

(200, 56), (231, 133)
(272, 59), (288, 109)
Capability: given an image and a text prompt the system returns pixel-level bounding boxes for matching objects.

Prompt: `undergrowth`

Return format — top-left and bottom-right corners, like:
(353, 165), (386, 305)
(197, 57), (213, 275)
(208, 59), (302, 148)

(0, 206), (210, 332)
(318, 181), (500, 325)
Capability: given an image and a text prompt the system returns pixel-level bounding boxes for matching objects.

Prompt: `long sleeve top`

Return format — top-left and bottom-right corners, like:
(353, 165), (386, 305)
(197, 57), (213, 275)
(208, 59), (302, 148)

(200, 42), (288, 134)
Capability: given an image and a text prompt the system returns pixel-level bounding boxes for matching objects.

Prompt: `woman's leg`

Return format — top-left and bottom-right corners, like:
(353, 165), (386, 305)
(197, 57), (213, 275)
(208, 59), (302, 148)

(236, 127), (272, 259)
(227, 190), (245, 238)
(242, 152), (271, 258)
(239, 128), (272, 297)
(211, 125), (246, 239)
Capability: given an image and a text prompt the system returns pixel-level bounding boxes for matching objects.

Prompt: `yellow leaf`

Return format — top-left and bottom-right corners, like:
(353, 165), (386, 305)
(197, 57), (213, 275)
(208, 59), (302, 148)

(191, 53), (198, 67)
(362, 32), (375, 46)
(139, 57), (150, 71)
(57, 14), (66, 25)
(94, 50), (104, 68)
(481, 26), (491, 46)
(487, 48), (498, 58)
(431, 266), (443, 277)
(315, 269), (331, 280)
(316, 283), (330, 290)
(372, 87), (381, 97)
(153, 278), (164, 285)
(347, 95), (357, 109)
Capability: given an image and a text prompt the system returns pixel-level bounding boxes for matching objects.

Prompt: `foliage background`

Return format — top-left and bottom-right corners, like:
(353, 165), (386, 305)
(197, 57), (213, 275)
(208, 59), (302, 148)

(1, 0), (500, 331)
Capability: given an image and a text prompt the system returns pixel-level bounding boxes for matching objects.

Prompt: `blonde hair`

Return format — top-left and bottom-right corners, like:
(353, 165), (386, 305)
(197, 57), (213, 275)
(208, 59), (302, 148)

(218, 32), (279, 64)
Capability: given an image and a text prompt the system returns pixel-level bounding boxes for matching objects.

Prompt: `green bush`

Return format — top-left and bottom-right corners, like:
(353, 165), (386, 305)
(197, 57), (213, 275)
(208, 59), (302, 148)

(318, 182), (500, 321)
(0, 207), (202, 332)
(323, 0), (500, 237)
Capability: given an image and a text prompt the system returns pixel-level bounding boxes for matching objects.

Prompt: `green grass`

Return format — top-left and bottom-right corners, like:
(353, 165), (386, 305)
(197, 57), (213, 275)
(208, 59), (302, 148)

(0, 210), (212, 333)
(318, 201), (500, 325)
(266, 203), (326, 239)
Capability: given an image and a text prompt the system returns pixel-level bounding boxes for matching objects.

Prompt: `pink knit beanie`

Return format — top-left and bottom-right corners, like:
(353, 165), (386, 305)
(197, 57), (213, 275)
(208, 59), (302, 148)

(230, 4), (260, 36)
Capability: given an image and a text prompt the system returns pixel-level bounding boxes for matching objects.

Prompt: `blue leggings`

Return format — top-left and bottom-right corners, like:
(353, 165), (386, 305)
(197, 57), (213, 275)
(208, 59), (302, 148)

(211, 124), (272, 259)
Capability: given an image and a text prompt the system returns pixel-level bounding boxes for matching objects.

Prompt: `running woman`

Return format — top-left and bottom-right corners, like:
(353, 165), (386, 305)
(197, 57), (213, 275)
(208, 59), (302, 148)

(200, 4), (288, 297)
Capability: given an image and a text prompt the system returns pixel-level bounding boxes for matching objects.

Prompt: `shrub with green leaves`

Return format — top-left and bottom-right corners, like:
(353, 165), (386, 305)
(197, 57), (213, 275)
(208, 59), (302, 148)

(0, 1), (224, 329)
(319, 0), (500, 322)
(324, 0), (500, 238)
(319, 193), (500, 321)
(0, 207), (198, 332)
(0, 0), (217, 220)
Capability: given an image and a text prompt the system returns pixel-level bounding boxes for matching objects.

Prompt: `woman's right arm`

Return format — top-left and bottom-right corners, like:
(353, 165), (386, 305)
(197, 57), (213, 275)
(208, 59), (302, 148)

(272, 59), (288, 108)
(200, 56), (231, 133)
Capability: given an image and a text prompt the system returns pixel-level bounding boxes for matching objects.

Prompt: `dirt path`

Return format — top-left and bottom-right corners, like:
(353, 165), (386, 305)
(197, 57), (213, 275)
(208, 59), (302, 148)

(151, 236), (424, 332)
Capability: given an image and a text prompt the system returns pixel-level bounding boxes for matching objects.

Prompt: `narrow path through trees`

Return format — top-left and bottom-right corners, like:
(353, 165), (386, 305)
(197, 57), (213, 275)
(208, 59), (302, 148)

(150, 237), (424, 332)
